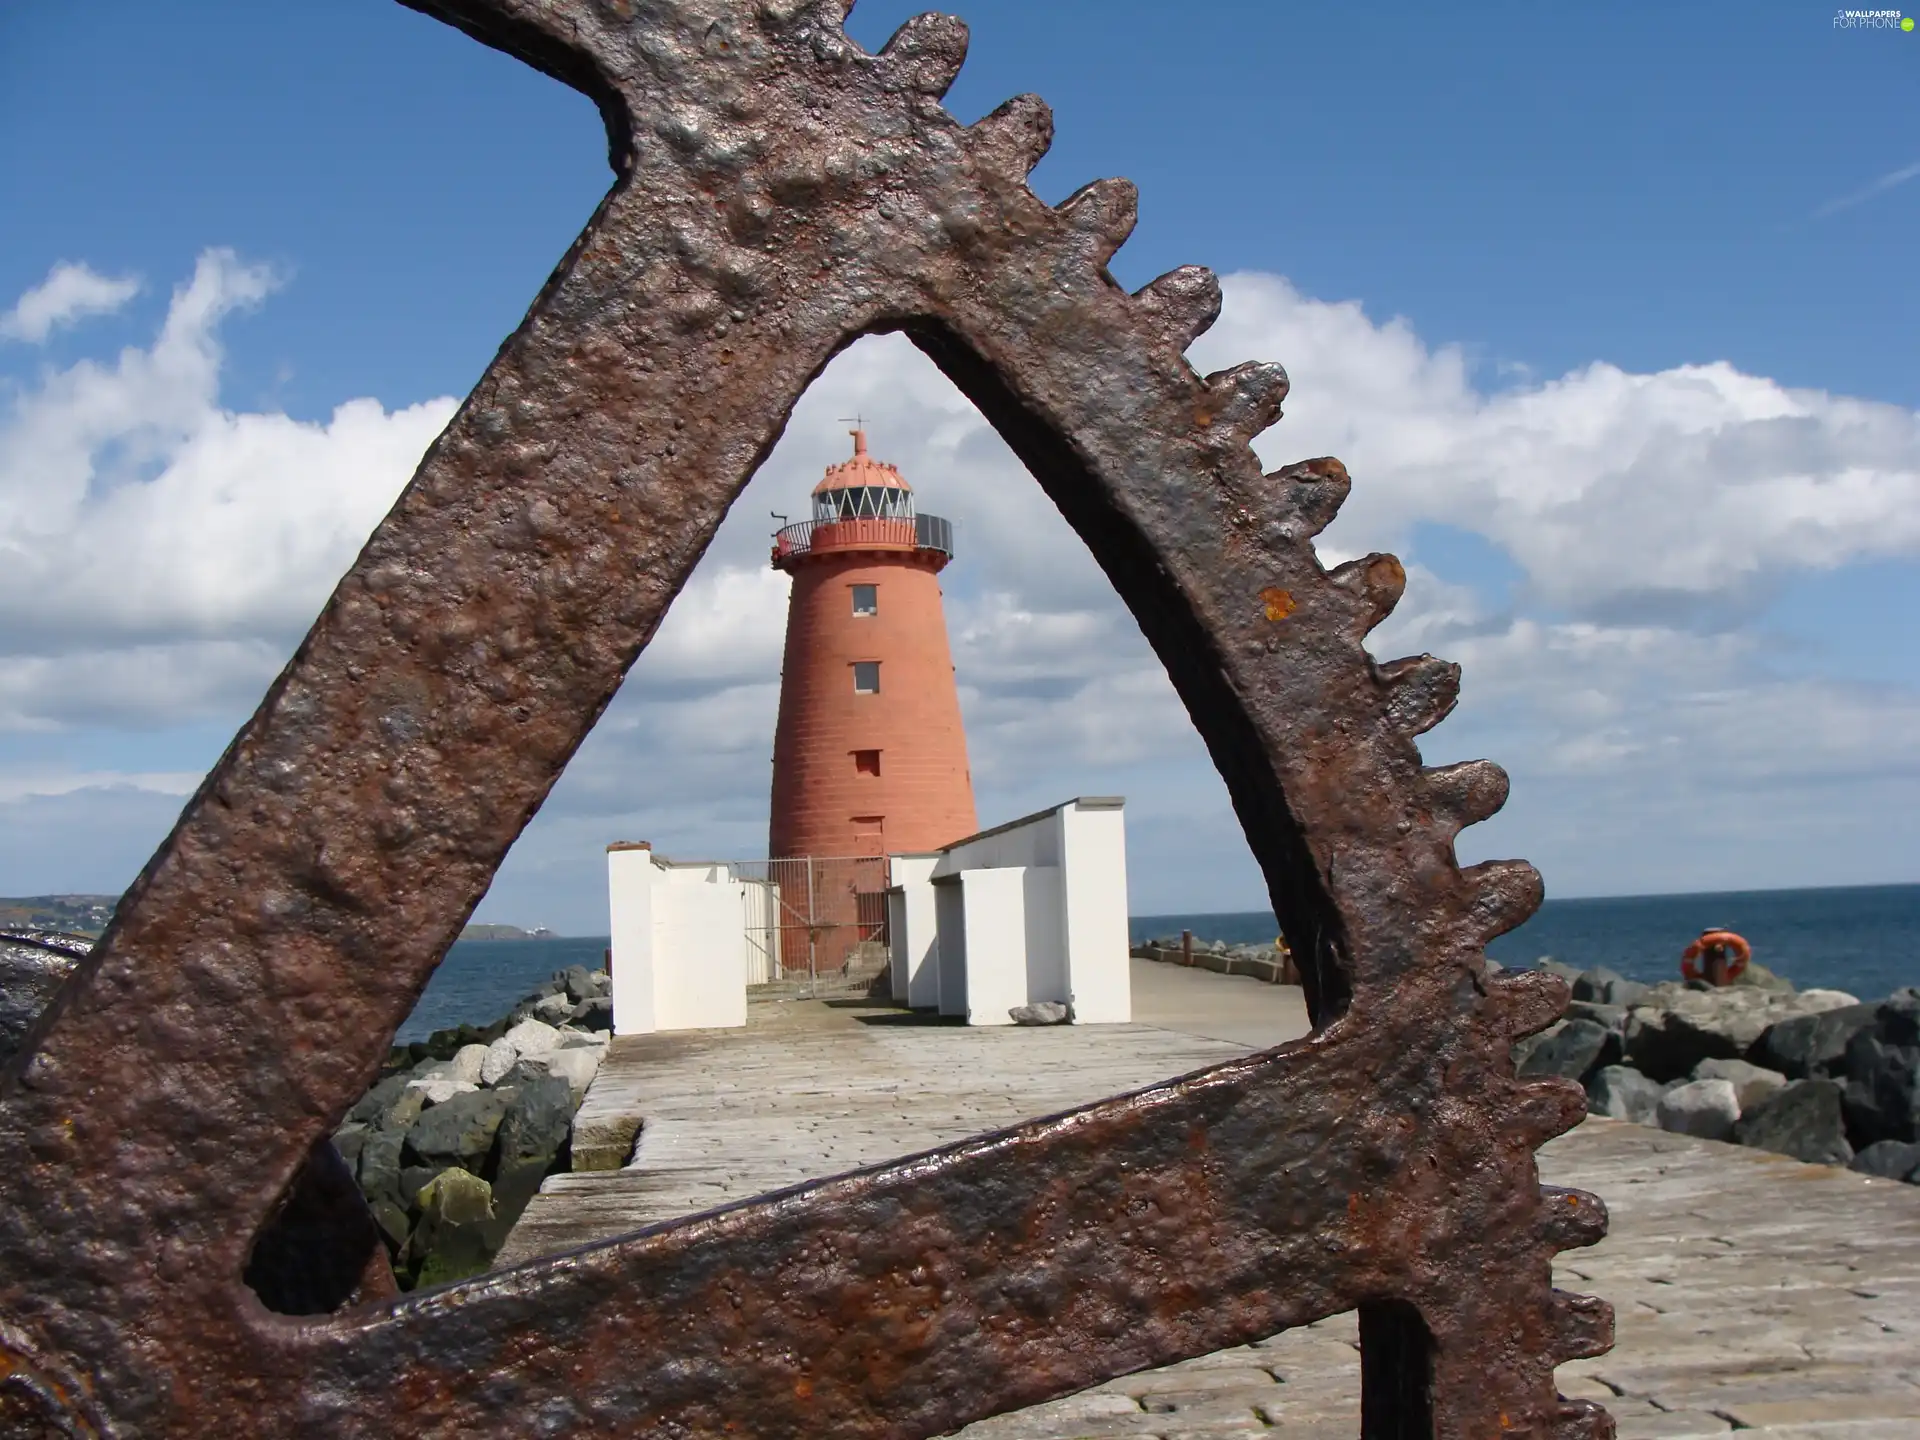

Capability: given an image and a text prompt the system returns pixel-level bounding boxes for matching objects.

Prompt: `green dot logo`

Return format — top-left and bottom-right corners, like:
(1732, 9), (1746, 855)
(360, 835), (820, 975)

(1904, 15), (1916, 28)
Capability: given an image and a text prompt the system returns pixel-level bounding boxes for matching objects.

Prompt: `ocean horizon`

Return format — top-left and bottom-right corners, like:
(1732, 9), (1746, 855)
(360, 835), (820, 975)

(1137, 881), (1919, 1000)
(402, 880), (1918, 1042)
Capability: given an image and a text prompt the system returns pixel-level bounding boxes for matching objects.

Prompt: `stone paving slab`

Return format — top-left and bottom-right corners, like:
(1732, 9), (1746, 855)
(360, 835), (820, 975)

(1537, 1120), (1920, 1439)
(496, 999), (1249, 1263)
(495, 962), (1920, 1437)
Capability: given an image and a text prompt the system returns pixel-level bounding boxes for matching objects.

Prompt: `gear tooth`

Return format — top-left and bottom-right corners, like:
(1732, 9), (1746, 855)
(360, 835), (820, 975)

(1200, 360), (1290, 442)
(1550, 1398), (1617, 1440)
(1549, 1289), (1615, 1362)
(1462, 857), (1542, 940)
(1488, 967), (1571, 1041)
(1056, 177), (1139, 262)
(969, 93), (1054, 177)
(1539, 1186), (1609, 1253)
(877, 11), (969, 97)
(1133, 266), (1221, 350)
(1327, 552), (1405, 633)
(1269, 456), (1350, 538)
(1422, 758), (1510, 832)
(805, 0), (856, 26)
(1378, 654), (1460, 737)
(1511, 1076), (1588, 1144)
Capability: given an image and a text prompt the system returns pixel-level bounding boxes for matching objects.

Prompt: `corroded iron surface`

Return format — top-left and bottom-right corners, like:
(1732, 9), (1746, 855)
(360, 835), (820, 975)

(0, 2), (1613, 1436)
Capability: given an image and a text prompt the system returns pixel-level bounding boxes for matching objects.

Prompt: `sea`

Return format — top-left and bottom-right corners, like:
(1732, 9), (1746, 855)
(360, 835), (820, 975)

(400, 936), (612, 1043)
(1134, 882), (1920, 1001)
(401, 883), (1920, 1042)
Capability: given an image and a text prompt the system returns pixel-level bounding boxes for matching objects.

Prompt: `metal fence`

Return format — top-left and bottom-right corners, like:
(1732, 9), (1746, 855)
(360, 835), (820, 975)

(729, 855), (891, 995)
(769, 513), (953, 561)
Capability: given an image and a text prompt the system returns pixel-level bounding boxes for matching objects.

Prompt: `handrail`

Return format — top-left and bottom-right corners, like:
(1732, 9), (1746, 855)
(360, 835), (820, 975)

(771, 512), (954, 560)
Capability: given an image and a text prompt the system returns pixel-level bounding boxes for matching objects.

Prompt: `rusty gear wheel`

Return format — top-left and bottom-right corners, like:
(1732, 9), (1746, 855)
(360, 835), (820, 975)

(0, 2), (1612, 1436)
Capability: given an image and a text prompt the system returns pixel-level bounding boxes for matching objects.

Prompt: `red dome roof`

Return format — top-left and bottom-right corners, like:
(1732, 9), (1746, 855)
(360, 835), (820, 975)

(812, 430), (911, 495)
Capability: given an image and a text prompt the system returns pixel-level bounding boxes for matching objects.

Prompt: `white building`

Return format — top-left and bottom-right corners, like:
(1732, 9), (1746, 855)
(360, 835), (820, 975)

(888, 797), (1132, 1025)
(606, 844), (751, 1035)
(608, 796), (1132, 1034)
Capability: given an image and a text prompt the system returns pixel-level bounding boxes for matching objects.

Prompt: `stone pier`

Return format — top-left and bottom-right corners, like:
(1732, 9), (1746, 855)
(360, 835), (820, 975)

(496, 962), (1920, 1439)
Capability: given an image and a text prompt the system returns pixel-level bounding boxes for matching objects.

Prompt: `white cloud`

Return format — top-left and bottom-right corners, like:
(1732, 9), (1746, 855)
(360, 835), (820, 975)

(0, 262), (142, 344)
(1375, 561), (1920, 895)
(1194, 272), (1919, 884)
(0, 640), (294, 732)
(1194, 274), (1920, 624)
(0, 768), (201, 804)
(1814, 158), (1920, 219)
(623, 564), (790, 691)
(4, 255), (1917, 924)
(0, 784), (194, 897)
(0, 249), (457, 726)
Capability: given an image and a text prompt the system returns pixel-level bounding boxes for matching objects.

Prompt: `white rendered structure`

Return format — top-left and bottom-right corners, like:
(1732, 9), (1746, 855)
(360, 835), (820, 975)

(886, 797), (1131, 1025)
(886, 853), (942, 1009)
(606, 843), (751, 1035)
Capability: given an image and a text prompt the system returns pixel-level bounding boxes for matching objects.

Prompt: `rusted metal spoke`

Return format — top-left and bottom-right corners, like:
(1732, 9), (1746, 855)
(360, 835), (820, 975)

(0, 3), (1612, 1436)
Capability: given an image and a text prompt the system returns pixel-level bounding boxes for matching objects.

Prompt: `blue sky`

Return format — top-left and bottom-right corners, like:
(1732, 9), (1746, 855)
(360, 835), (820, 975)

(2, 0), (1917, 930)
(7, 2), (1915, 412)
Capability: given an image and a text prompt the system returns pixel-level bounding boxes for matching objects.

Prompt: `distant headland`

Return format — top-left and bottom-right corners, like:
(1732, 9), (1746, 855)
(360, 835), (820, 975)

(0, 894), (115, 936)
(0, 894), (553, 944)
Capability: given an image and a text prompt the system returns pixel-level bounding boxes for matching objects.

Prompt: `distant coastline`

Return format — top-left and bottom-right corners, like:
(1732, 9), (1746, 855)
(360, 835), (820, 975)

(0, 893), (116, 936)
(0, 895), (558, 945)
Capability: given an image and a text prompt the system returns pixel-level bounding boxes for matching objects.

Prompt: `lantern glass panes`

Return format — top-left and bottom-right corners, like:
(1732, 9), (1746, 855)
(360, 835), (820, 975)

(814, 485), (914, 522)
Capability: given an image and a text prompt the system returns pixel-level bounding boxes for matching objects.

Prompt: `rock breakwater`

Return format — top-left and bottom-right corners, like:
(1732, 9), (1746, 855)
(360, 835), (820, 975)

(1130, 929), (1918, 1184)
(1131, 935), (1299, 985)
(1516, 957), (1920, 1182)
(340, 963), (615, 1287)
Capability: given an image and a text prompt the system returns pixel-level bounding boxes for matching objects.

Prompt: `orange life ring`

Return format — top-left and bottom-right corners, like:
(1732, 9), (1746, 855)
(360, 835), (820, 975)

(1681, 929), (1751, 984)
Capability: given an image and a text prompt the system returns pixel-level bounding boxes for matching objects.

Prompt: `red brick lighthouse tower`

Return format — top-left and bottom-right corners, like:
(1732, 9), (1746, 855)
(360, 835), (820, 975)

(769, 430), (977, 866)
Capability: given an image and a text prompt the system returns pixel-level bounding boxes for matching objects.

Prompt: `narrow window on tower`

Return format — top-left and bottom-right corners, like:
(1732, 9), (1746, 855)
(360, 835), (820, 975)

(852, 661), (880, 693)
(851, 583), (877, 616)
(853, 749), (881, 776)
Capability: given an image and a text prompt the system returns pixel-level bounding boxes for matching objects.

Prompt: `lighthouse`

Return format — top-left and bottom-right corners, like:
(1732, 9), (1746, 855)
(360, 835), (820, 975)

(768, 430), (977, 866)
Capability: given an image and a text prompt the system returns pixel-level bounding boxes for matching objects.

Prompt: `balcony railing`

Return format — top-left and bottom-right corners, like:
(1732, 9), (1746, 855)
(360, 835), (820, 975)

(772, 513), (954, 562)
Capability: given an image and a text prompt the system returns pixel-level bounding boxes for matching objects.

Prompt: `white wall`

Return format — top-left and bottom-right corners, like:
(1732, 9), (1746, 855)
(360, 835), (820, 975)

(954, 867), (1032, 1026)
(607, 844), (657, 1034)
(1022, 865), (1067, 1005)
(607, 845), (750, 1034)
(936, 810), (1059, 871)
(933, 876), (968, 1018)
(1056, 798), (1131, 1023)
(887, 853), (942, 1007)
(886, 888), (909, 1000)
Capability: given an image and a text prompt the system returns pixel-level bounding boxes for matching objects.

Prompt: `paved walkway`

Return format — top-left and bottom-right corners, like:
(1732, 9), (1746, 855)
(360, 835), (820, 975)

(498, 962), (1920, 1438)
